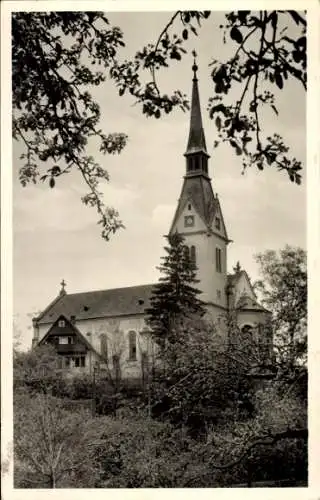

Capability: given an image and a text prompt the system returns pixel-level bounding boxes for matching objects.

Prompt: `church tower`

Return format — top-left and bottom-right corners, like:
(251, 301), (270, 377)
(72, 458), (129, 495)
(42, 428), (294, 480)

(169, 59), (230, 310)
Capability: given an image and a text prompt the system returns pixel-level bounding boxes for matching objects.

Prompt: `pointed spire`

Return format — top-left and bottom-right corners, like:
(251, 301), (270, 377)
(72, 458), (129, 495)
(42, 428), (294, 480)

(185, 51), (208, 156)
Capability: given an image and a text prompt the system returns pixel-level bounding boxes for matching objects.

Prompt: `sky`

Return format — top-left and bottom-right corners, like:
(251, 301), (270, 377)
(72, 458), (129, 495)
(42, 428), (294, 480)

(12, 11), (306, 350)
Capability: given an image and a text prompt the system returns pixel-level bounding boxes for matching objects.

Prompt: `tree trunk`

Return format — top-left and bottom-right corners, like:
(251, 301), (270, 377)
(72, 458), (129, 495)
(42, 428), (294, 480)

(49, 472), (56, 488)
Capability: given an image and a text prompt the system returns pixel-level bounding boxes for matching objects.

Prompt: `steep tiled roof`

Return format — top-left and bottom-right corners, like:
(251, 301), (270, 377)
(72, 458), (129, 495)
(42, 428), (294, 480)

(36, 284), (155, 325)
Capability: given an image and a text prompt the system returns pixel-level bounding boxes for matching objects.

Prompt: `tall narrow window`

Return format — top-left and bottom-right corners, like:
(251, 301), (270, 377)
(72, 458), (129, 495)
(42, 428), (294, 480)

(215, 217), (221, 230)
(128, 331), (137, 361)
(216, 247), (222, 273)
(100, 334), (108, 360)
(184, 245), (190, 261)
(190, 245), (196, 266)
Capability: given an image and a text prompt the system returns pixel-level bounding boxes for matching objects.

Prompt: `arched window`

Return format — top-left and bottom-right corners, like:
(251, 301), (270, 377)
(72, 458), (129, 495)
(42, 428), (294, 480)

(100, 333), (108, 360)
(128, 331), (137, 361)
(241, 324), (253, 335)
(190, 245), (196, 266)
(183, 245), (190, 261)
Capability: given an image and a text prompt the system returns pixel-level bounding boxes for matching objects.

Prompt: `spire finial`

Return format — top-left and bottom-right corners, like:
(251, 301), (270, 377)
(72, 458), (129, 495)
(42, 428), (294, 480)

(60, 279), (66, 295)
(192, 49), (198, 79)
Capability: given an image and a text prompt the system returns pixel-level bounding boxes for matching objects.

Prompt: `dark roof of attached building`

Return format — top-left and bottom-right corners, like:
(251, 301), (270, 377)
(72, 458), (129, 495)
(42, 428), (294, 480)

(36, 284), (155, 325)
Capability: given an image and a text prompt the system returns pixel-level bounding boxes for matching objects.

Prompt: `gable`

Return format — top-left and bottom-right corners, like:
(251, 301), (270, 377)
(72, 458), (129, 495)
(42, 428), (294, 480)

(171, 198), (207, 233)
(40, 315), (88, 347)
(169, 175), (217, 234)
(39, 315), (103, 357)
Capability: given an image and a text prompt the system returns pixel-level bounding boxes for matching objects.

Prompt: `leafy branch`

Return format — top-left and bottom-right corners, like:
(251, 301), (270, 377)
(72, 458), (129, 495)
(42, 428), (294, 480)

(12, 12), (127, 240)
(209, 10), (306, 184)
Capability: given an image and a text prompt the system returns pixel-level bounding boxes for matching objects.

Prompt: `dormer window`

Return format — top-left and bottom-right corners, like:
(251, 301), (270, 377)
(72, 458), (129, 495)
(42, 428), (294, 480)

(215, 217), (221, 230)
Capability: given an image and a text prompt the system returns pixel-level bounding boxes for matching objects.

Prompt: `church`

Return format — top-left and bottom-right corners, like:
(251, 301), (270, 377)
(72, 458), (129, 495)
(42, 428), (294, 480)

(32, 61), (269, 377)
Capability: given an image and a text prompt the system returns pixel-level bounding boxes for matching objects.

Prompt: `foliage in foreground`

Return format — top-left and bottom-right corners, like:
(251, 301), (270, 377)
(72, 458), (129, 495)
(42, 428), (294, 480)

(13, 320), (307, 487)
(14, 384), (307, 488)
(13, 11), (306, 240)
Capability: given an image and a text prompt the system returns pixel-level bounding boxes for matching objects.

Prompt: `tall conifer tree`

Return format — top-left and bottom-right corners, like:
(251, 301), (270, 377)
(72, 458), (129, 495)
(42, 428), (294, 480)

(146, 232), (206, 346)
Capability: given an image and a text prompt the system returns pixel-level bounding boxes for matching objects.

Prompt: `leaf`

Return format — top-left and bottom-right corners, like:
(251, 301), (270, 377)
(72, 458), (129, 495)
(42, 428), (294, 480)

(119, 88), (125, 96)
(292, 51), (301, 63)
(190, 26), (198, 36)
(51, 165), (61, 176)
(230, 139), (242, 155)
(215, 116), (221, 131)
(49, 177), (55, 188)
(182, 29), (188, 40)
(296, 36), (306, 49)
(289, 10), (304, 25)
(275, 72), (283, 89)
(271, 105), (278, 116)
(230, 26), (243, 44)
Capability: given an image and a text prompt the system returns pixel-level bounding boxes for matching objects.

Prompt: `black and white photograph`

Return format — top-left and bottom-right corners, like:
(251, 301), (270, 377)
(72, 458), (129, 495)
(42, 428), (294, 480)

(2, 1), (318, 493)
